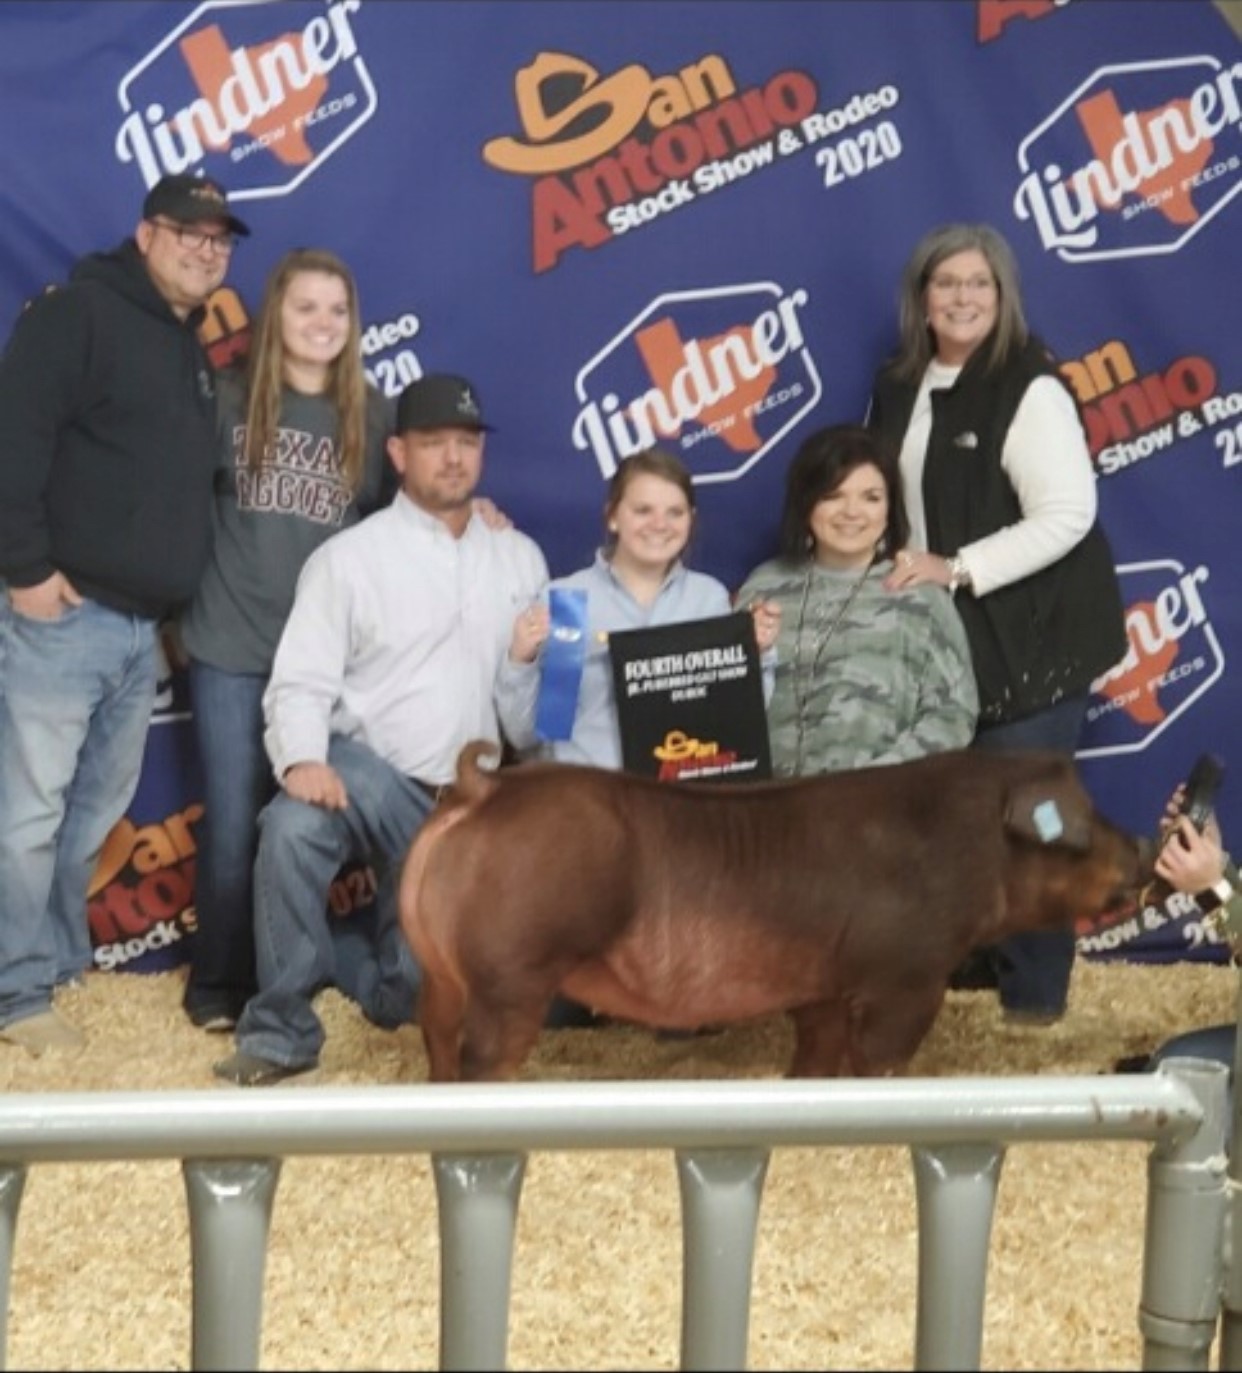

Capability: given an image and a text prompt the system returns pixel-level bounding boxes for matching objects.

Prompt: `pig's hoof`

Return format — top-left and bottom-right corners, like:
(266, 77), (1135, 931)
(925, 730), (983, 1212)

(213, 1051), (315, 1087)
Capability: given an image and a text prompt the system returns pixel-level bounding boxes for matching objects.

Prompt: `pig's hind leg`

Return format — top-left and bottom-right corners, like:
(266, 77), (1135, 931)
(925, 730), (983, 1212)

(787, 999), (851, 1078)
(845, 983), (948, 1076)
(458, 991), (551, 1082)
(788, 983), (948, 1078)
(418, 971), (468, 1082)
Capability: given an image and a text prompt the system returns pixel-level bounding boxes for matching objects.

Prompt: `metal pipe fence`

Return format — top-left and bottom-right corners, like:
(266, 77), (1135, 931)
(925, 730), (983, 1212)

(0, 1063), (1231, 1370)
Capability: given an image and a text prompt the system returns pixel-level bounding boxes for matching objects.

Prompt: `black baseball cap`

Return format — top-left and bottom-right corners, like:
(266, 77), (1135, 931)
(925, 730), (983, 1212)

(142, 173), (250, 237)
(396, 374), (494, 433)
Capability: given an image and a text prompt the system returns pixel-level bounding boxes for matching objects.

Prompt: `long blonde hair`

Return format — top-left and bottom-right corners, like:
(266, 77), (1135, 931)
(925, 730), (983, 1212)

(242, 247), (368, 491)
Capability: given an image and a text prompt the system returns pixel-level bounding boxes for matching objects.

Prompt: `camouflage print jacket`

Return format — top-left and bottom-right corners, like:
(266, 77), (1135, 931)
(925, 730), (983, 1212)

(736, 556), (978, 777)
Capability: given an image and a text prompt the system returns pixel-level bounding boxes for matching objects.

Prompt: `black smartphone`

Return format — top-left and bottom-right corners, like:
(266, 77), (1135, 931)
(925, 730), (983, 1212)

(1178, 752), (1225, 833)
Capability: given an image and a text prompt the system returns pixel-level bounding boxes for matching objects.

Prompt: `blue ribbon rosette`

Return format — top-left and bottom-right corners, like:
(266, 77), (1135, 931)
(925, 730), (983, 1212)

(535, 587), (590, 742)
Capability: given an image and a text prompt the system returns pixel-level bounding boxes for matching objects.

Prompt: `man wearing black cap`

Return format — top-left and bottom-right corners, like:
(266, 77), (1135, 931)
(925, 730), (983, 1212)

(214, 373), (549, 1086)
(0, 173), (249, 1055)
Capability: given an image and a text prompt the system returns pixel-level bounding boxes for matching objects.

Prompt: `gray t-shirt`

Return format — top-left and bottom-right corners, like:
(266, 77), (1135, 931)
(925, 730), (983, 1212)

(180, 370), (394, 674)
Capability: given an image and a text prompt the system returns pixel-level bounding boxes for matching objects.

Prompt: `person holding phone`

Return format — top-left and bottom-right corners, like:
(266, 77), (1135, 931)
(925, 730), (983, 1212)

(1117, 770), (1239, 1075)
(1155, 809), (1237, 927)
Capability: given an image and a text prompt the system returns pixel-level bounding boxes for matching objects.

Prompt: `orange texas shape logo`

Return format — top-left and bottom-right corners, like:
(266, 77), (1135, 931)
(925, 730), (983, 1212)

(1106, 601), (1179, 727)
(1075, 89), (1212, 225)
(977, 0), (1065, 43)
(179, 24), (326, 166)
(632, 317), (775, 453)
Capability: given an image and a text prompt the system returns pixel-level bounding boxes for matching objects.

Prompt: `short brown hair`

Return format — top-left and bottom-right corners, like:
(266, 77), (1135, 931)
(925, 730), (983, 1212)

(779, 425), (908, 563)
(603, 447), (696, 545)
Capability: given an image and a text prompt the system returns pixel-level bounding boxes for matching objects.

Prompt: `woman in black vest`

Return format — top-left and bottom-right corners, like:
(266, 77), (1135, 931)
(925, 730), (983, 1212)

(868, 222), (1127, 1024)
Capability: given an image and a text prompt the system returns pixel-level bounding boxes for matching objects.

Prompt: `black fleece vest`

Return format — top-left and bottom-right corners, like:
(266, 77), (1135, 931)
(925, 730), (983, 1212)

(870, 337), (1127, 724)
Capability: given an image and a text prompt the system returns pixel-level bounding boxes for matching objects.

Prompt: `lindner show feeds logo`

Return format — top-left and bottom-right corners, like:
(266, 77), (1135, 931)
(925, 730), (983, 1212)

(572, 282), (820, 483)
(483, 50), (905, 273)
(1080, 559), (1224, 758)
(1013, 55), (1242, 261)
(115, 0), (376, 199)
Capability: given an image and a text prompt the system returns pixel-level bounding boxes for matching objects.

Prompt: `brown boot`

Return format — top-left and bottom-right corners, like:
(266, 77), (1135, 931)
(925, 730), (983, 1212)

(0, 1008), (85, 1056)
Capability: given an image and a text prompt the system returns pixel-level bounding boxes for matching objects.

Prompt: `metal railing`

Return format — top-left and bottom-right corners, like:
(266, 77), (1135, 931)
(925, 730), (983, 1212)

(0, 1062), (1231, 1370)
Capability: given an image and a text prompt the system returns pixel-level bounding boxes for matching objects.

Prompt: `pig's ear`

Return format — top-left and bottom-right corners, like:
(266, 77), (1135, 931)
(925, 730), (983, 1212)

(1004, 778), (1092, 851)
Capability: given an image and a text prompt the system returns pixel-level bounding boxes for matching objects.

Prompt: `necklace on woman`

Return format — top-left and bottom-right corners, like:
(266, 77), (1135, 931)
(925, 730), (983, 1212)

(790, 551), (877, 774)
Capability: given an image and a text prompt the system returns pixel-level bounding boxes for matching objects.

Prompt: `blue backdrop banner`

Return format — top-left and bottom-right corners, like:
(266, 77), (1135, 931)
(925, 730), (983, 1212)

(1, 0), (1238, 967)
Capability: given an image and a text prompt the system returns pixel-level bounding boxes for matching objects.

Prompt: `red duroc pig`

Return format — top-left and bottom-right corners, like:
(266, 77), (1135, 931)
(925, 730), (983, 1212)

(398, 741), (1156, 1082)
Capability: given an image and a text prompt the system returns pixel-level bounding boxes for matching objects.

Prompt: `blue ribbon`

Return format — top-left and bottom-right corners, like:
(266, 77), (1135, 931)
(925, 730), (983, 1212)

(535, 587), (590, 742)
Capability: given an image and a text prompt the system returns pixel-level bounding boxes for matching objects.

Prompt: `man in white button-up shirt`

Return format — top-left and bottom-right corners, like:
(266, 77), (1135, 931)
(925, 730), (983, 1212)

(215, 374), (548, 1086)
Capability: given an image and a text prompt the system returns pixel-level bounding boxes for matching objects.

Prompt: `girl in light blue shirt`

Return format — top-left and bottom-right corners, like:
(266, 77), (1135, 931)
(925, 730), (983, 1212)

(497, 446), (778, 769)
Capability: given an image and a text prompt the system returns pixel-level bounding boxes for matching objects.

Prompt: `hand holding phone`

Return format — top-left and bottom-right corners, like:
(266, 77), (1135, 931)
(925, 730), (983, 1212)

(1177, 752), (1225, 836)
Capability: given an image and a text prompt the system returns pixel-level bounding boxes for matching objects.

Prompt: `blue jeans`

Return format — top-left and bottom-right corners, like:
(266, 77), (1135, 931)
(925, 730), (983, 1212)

(972, 694), (1089, 1016)
(0, 597), (156, 1023)
(235, 735), (428, 1069)
(185, 659), (272, 1019)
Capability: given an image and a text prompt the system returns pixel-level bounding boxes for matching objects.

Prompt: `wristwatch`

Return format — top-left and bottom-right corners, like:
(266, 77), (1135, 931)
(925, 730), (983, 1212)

(1195, 876), (1235, 913)
(1199, 876), (1242, 954)
(946, 553), (972, 594)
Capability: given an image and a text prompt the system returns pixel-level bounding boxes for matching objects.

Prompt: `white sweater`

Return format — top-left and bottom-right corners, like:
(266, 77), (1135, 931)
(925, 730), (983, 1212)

(898, 362), (1097, 597)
